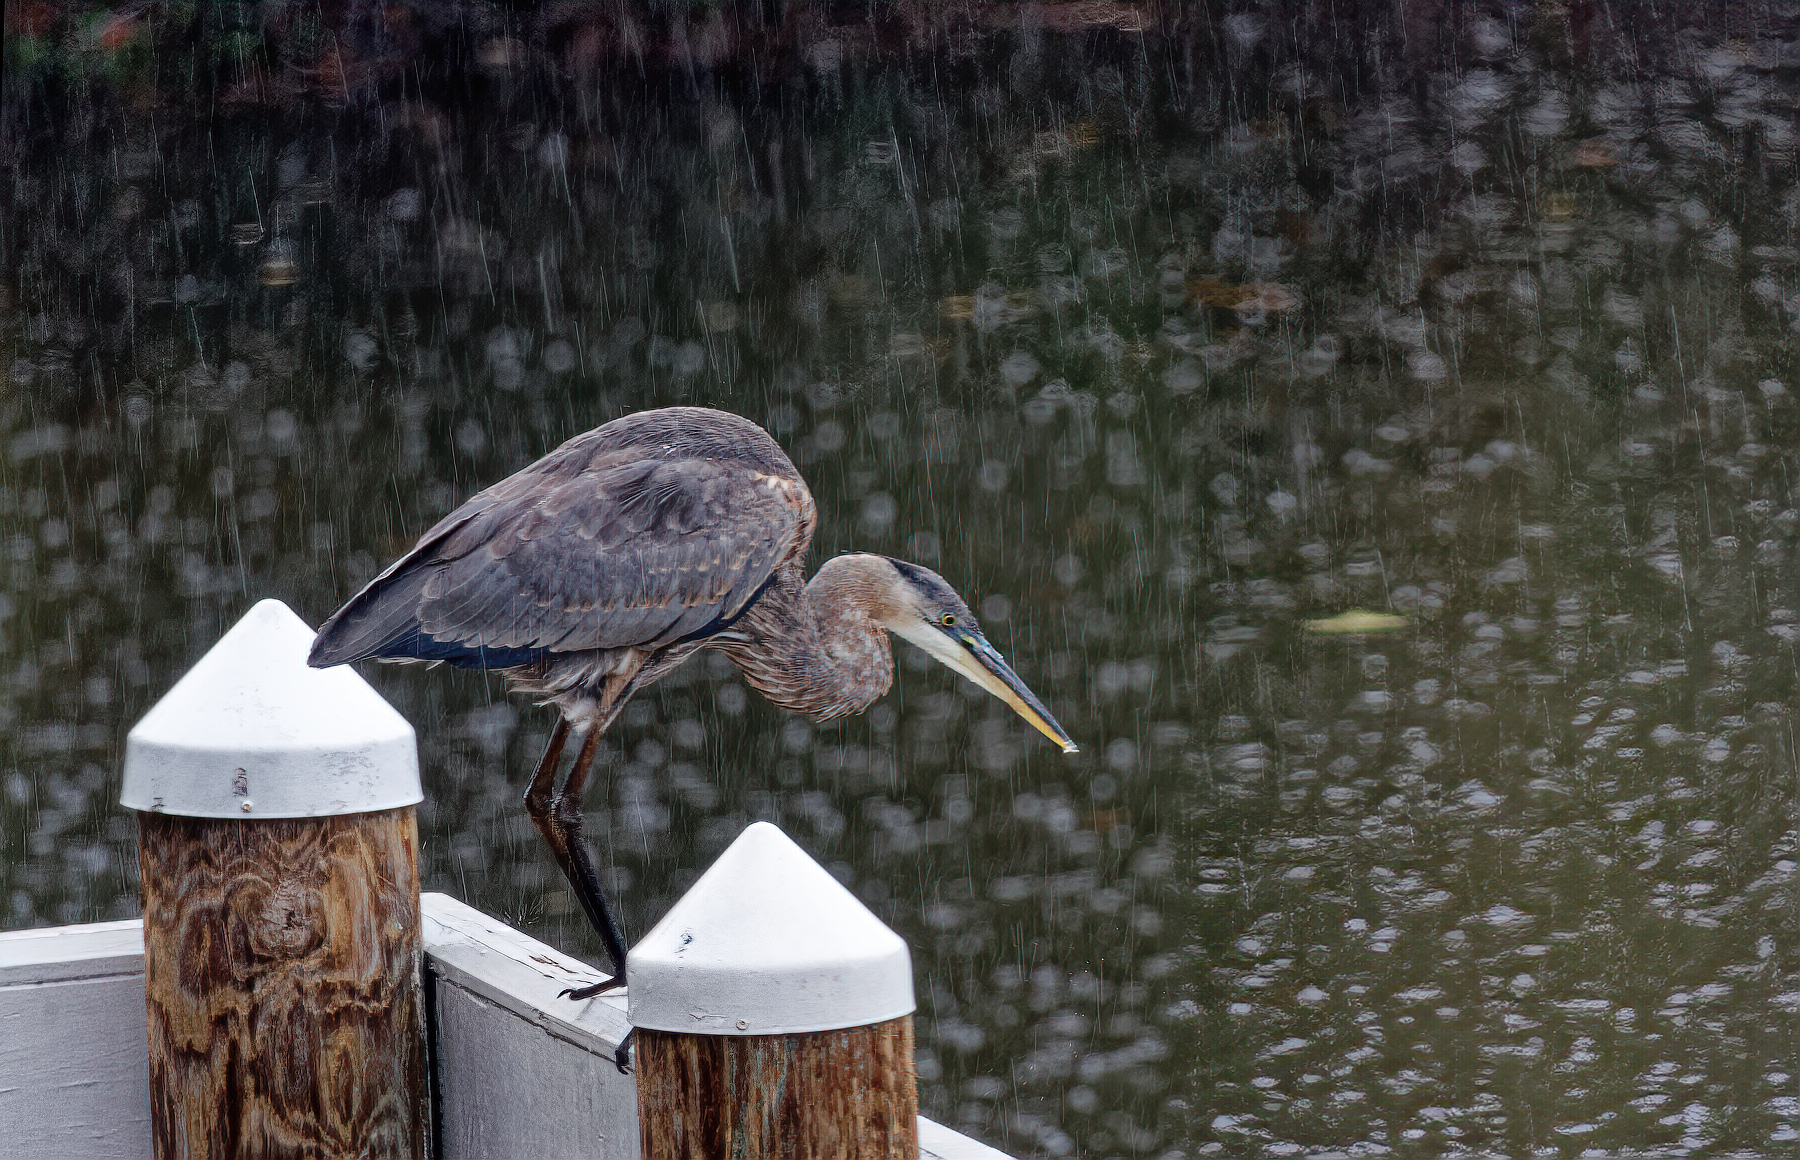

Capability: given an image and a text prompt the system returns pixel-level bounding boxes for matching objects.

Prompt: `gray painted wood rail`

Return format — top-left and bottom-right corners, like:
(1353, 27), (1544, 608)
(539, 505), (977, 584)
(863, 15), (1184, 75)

(0, 892), (1010, 1160)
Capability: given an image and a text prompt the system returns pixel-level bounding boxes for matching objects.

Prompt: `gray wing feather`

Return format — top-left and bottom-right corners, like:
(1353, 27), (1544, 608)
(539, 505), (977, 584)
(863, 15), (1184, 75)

(312, 438), (812, 667)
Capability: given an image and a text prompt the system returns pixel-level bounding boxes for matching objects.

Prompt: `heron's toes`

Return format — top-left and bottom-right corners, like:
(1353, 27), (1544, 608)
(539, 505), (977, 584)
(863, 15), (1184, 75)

(560, 974), (625, 1001)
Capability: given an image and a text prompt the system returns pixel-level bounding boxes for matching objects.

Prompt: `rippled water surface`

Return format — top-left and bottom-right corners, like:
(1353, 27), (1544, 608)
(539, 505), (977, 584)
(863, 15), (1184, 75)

(5, 4), (1800, 1156)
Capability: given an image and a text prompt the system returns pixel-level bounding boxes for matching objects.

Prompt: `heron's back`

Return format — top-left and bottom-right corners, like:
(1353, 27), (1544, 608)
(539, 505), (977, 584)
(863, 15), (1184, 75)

(309, 406), (815, 676)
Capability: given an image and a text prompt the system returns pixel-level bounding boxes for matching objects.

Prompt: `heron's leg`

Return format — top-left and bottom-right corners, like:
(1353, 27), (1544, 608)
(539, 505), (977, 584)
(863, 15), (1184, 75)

(524, 716), (627, 981)
(549, 721), (633, 993)
(523, 718), (572, 817)
(523, 717), (582, 887)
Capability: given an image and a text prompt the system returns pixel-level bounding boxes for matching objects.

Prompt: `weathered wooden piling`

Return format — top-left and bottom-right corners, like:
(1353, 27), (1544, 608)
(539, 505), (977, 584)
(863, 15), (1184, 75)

(120, 599), (427, 1160)
(628, 821), (918, 1159)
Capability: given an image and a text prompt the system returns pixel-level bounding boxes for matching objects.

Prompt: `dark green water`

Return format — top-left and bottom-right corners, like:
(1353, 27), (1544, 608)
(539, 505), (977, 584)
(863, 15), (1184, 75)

(4, 4), (1799, 1156)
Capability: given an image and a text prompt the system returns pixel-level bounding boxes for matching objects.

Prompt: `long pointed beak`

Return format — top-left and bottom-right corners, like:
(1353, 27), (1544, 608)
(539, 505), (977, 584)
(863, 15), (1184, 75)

(893, 620), (1077, 753)
(960, 634), (1079, 753)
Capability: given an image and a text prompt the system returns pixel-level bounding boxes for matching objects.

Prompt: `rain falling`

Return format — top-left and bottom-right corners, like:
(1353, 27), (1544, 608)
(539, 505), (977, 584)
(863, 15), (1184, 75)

(3, 3), (1800, 1156)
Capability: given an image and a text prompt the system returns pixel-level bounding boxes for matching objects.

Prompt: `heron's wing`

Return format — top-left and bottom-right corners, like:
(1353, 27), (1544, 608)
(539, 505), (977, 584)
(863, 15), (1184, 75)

(311, 448), (815, 666)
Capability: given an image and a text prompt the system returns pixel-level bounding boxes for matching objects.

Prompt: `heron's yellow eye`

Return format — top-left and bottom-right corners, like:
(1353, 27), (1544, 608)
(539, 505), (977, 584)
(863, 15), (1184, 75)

(941, 614), (957, 626)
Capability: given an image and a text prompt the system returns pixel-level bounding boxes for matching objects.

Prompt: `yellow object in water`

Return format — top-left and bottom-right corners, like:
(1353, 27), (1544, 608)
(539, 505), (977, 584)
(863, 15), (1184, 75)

(1303, 609), (1410, 634)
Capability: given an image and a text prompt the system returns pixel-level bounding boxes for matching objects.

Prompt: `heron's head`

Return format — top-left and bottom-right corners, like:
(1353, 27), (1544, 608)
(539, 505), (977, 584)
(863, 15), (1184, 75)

(874, 557), (1078, 754)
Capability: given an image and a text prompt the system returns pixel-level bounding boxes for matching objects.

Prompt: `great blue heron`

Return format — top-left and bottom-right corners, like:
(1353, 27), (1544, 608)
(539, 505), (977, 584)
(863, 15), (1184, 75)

(308, 405), (1076, 1003)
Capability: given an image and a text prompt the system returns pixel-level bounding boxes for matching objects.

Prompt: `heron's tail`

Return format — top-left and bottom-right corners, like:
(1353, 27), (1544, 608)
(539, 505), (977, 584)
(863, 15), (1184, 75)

(308, 568), (433, 667)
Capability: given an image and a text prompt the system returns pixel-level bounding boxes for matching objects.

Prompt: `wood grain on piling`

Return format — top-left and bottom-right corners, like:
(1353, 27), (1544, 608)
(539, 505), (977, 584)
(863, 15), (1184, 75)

(138, 807), (426, 1160)
(636, 1015), (918, 1159)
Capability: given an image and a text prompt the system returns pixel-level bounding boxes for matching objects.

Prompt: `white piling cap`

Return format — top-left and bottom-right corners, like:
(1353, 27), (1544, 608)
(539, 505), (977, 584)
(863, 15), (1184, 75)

(120, 598), (422, 819)
(627, 821), (914, 1036)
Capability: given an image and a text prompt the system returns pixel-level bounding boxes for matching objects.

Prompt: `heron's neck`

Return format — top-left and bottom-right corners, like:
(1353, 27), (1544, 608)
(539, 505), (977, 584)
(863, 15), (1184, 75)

(720, 555), (895, 721)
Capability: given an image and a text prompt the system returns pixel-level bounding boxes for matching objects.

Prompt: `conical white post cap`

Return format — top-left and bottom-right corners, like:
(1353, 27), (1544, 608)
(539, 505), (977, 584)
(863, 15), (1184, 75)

(120, 599), (421, 819)
(627, 822), (914, 1035)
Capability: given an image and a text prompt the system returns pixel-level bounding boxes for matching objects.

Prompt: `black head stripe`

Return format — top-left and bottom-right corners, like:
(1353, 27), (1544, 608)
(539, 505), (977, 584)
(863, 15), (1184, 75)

(885, 557), (935, 590)
(883, 558), (956, 604)
(884, 557), (979, 633)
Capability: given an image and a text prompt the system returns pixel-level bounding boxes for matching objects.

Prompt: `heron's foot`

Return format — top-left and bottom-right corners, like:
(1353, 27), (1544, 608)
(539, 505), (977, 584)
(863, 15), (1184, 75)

(560, 973), (625, 1001)
(612, 1029), (634, 1074)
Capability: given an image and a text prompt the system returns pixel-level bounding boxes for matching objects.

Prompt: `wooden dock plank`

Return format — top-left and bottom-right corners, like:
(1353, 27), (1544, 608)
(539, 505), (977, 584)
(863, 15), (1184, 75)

(420, 892), (632, 1054)
(0, 917), (145, 985)
(920, 1115), (1017, 1160)
(0, 922), (152, 1158)
(420, 893), (637, 1159)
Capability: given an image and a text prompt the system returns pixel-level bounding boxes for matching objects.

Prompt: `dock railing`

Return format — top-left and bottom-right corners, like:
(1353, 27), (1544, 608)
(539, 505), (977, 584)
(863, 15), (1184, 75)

(0, 895), (1007, 1159)
(0, 599), (1009, 1159)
